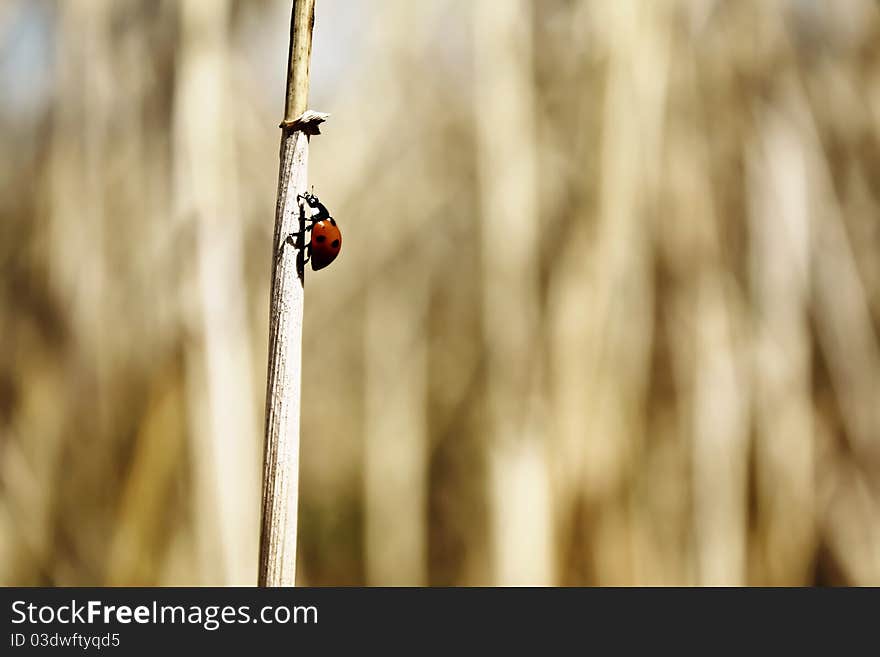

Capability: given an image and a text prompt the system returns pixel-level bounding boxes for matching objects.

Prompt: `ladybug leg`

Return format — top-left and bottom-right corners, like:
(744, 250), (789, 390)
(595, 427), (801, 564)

(276, 194), (316, 257)
(275, 193), (324, 264)
(299, 235), (312, 267)
(276, 228), (309, 263)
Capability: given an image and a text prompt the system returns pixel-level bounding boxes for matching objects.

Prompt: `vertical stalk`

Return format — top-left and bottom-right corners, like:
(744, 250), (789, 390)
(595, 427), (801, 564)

(474, 0), (554, 585)
(259, 0), (317, 587)
(175, 0), (260, 586)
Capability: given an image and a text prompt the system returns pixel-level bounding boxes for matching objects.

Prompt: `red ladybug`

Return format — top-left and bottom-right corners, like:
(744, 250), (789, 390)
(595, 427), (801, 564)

(289, 192), (341, 271)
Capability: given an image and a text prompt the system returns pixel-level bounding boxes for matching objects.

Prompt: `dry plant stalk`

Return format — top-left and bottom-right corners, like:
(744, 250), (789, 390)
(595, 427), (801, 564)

(474, 0), (553, 585)
(174, 0), (260, 586)
(259, 0), (322, 587)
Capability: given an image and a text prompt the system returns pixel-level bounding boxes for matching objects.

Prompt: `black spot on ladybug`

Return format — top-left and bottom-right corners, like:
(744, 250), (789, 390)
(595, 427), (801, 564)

(315, 234), (326, 243)
(331, 239), (340, 249)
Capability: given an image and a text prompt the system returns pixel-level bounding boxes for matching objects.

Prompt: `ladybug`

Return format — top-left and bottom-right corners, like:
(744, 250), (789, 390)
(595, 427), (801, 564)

(285, 192), (342, 271)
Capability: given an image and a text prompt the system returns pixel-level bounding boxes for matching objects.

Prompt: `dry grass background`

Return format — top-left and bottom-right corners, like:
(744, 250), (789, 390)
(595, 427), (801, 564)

(1, 0), (879, 586)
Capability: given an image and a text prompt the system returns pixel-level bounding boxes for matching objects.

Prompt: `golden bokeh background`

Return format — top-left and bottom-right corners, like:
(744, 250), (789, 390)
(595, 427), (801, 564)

(1, 0), (879, 585)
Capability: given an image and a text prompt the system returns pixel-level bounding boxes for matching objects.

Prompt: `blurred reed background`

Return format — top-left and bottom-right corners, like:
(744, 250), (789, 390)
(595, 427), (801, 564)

(1, 0), (879, 586)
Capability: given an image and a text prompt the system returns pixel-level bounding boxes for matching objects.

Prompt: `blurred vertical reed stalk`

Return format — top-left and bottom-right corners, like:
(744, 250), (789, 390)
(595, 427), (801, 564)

(583, 2), (666, 584)
(173, 0), (260, 585)
(475, 0), (554, 585)
(41, 0), (112, 584)
(259, 0), (317, 587)
(363, 0), (429, 587)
